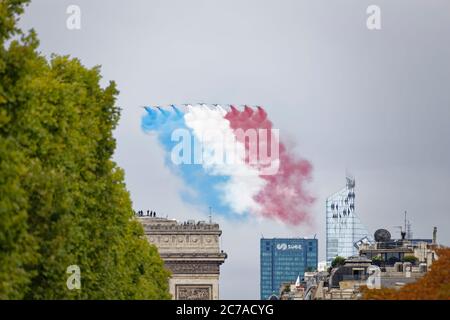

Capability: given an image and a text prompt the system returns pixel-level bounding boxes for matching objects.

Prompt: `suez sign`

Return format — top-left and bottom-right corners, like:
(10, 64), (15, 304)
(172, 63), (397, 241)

(276, 243), (302, 251)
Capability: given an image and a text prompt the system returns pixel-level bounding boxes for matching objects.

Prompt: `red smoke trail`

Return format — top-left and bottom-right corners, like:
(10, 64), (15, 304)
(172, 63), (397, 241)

(225, 106), (314, 225)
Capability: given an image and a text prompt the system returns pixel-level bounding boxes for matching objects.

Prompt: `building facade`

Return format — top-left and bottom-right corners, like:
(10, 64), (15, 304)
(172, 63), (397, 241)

(326, 176), (370, 264)
(359, 227), (436, 268)
(260, 238), (318, 300)
(139, 216), (227, 300)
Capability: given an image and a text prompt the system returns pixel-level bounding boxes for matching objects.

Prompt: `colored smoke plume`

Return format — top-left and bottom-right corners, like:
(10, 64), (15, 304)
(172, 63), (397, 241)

(141, 104), (314, 225)
(225, 105), (314, 225)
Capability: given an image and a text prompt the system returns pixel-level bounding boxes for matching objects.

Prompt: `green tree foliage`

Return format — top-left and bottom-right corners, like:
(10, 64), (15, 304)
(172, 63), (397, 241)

(0, 0), (171, 299)
(331, 256), (346, 268)
(403, 255), (418, 265)
(372, 255), (383, 262)
(371, 255), (383, 266)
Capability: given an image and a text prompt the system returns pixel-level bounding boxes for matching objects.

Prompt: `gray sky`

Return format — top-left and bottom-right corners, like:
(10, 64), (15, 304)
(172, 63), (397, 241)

(20, 0), (450, 299)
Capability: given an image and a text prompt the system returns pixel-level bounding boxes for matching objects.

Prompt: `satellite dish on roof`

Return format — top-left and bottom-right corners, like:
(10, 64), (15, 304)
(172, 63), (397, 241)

(374, 229), (391, 242)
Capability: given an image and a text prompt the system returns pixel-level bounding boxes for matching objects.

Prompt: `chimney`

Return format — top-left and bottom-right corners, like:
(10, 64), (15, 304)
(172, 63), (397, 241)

(433, 227), (437, 244)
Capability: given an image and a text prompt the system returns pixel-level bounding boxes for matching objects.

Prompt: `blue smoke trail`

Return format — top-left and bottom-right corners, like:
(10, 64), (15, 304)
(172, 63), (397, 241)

(141, 105), (240, 218)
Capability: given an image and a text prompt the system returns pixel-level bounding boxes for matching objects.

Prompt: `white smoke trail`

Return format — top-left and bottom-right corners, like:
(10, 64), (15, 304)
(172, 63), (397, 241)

(183, 104), (266, 214)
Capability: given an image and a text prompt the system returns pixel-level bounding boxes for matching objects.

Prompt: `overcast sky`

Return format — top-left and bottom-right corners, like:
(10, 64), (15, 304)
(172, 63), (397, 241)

(20, 0), (450, 299)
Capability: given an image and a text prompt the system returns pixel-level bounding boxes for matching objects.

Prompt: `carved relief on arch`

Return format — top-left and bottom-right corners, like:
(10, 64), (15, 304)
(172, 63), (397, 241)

(204, 236), (213, 244)
(190, 235), (200, 244)
(175, 285), (212, 300)
(166, 262), (220, 274)
(203, 235), (219, 245)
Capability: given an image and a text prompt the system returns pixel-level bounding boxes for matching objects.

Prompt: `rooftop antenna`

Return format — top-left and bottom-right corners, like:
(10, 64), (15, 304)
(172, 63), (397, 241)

(406, 220), (412, 240)
(403, 211), (413, 240)
(404, 211), (407, 238)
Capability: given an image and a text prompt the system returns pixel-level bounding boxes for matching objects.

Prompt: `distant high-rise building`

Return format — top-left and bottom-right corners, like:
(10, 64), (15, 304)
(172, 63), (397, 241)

(260, 238), (318, 300)
(326, 176), (370, 264)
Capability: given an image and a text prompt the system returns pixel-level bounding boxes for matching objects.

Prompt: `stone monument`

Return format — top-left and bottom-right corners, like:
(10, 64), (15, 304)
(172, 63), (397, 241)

(138, 216), (227, 300)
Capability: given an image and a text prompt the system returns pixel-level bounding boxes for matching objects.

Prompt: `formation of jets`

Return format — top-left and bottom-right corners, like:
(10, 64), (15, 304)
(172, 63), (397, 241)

(139, 103), (262, 110)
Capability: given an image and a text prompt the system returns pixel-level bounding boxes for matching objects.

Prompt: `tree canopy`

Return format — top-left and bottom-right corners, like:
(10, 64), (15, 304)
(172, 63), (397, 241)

(403, 255), (418, 264)
(331, 256), (346, 269)
(0, 0), (170, 299)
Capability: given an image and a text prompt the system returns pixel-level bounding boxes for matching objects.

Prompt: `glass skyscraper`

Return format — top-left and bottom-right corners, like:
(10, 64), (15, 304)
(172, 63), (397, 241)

(326, 176), (371, 264)
(260, 238), (318, 300)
